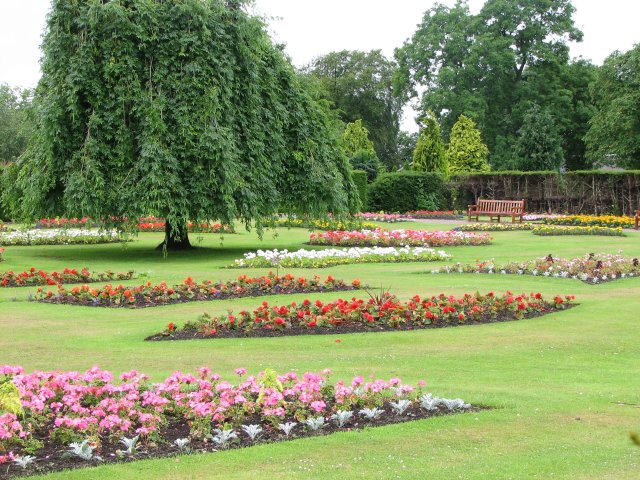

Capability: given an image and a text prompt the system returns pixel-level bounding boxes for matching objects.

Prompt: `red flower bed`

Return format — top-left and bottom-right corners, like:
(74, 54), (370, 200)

(149, 291), (575, 340)
(309, 229), (491, 248)
(34, 273), (361, 308)
(137, 217), (234, 233)
(37, 217), (91, 228)
(1, 267), (135, 288)
(405, 210), (460, 219)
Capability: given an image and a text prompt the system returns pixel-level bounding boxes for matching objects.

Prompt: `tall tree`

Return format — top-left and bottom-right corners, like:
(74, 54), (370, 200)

(412, 113), (447, 173)
(10, 0), (357, 250)
(305, 50), (403, 169)
(515, 104), (564, 171)
(447, 115), (490, 173)
(395, 0), (584, 168)
(0, 85), (33, 164)
(585, 45), (640, 169)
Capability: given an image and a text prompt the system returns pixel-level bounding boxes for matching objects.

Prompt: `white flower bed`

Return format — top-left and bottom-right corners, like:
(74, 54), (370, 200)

(0, 228), (128, 246)
(232, 246), (451, 268)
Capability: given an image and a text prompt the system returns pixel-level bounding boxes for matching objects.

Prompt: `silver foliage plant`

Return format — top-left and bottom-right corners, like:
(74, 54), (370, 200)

(173, 438), (190, 452)
(119, 435), (140, 456)
(210, 429), (237, 448)
(278, 422), (297, 437)
(13, 455), (36, 469)
(390, 399), (412, 415)
(305, 417), (325, 431)
(330, 410), (354, 427)
(359, 407), (385, 420)
(68, 440), (98, 461)
(419, 394), (471, 412)
(241, 424), (263, 441)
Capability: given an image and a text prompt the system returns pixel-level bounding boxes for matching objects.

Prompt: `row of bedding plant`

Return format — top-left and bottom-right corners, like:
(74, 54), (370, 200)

(148, 291), (575, 340)
(230, 247), (450, 268)
(0, 366), (473, 478)
(33, 274), (361, 308)
(430, 253), (639, 284)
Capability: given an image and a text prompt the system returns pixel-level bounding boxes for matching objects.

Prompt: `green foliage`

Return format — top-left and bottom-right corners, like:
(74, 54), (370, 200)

(395, 0), (588, 168)
(393, 131), (418, 170)
(586, 44), (640, 169)
(305, 50), (402, 169)
(515, 105), (564, 171)
(341, 119), (376, 158)
(413, 114), (447, 173)
(0, 84), (33, 163)
(349, 151), (382, 182)
(0, 378), (23, 416)
(10, 0), (357, 247)
(447, 115), (490, 173)
(367, 171), (447, 212)
(351, 170), (368, 211)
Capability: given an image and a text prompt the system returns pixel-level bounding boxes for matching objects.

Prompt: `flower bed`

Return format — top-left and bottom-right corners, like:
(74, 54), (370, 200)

(0, 366), (473, 478)
(405, 210), (460, 220)
(430, 253), (639, 284)
(453, 223), (537, 232)
(230, 247), (450, 268)
(1, 268), (135, 288)
(36, 217), (92, 229)
(531, 225), (625, 236)
(541, 214), (635, 229)
(522, 214), (564, 221)
(149, 291), (575, 340)
(274, 216), (378, 231)
(0, 229), (128, 246)
(136, 218), (234, 234)
(355, 213), (409, 223)
(34, 273), (361, 308)
(308, 229), (491, 248)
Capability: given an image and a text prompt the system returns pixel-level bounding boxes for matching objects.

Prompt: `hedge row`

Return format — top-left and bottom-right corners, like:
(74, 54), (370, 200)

(362, 170), (640, 215)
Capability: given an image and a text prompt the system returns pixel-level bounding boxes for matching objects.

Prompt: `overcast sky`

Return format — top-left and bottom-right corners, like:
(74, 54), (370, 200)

(1, 0), (639, 130)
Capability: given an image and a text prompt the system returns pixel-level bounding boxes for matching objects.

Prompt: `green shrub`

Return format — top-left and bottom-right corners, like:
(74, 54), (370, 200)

(351, 170), (368, 211)
(367, 171), (448, 212)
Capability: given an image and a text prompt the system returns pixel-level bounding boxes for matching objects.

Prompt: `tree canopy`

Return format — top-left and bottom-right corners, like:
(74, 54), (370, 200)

(395, 0), (589, 170)
(447, 115), (490, 173)
(304, 50), (402, 169)
(412, 113), (447, 173)
(9, 0), (357, 248)
(515, 104), (564, 171)
(585, 45), (640, 169)
(0, 85), (32, 164)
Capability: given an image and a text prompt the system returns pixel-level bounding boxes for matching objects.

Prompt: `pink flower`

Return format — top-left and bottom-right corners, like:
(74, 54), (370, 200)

(234, 368), (247, 376)
(310, 400), (326, 413)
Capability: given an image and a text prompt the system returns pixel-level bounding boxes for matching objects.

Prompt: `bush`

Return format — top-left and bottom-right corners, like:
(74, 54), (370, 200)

(367, 171), (448, 212)
(351, 170), (368, 211)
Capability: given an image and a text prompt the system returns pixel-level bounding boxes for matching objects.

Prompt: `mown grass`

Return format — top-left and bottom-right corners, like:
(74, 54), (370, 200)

(1, 222), (639, 479)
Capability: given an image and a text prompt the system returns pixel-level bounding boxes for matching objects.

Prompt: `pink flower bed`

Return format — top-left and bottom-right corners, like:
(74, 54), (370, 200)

(309, 229), (491, 248)
(0, 366), (472, 476)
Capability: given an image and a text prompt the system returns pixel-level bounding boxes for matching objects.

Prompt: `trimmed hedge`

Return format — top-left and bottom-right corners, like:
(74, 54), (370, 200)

(450, 171), (640, 216)
(351, 170), (368, 212)
(367, 171), (448, 212)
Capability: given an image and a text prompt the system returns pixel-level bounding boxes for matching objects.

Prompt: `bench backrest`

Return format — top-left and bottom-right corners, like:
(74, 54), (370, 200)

(477, 199), (525, 214)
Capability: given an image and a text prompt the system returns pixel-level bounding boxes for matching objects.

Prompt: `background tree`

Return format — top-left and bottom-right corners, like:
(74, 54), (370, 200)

(341, 120), (381, 181)
(9, 0), (357, 250)
(447, 114), (490, 173)
(585, 45), (640, 169)
(0, 85), (33, 164)
(393, 131), (419, 170)
(395, 0), (585, 169)
(515, 104), (564, 171)
(412, 113), (447, 173)
(305, 50), (403, 169)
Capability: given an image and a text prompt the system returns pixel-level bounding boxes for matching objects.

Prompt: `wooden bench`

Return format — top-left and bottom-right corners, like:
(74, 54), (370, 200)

(635, 210), (639, 230)
(468, 199), (526, 223)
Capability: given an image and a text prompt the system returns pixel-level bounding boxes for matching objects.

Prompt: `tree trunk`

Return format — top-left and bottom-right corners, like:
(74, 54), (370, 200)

(157, 220), (192, 251)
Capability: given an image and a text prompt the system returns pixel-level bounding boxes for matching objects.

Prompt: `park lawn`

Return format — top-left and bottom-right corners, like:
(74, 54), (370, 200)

(0, 223), (639, 479)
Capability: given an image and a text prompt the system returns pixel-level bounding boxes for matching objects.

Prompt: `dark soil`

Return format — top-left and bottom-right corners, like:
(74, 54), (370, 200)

(145, 304), (576, 341)
(0, 403), (484, 479)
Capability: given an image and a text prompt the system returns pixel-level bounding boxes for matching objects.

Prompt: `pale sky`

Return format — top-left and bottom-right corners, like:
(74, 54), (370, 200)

(1, 0), (639, 131)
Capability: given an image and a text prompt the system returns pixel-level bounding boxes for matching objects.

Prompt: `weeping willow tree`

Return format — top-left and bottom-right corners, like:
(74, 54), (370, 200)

(12, 0), (357, 249)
